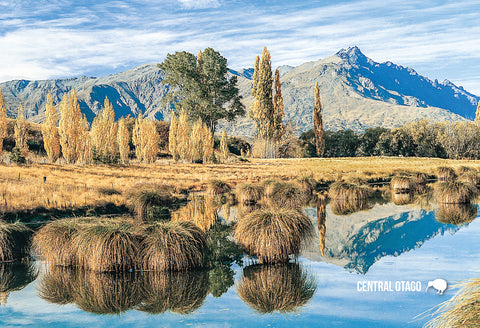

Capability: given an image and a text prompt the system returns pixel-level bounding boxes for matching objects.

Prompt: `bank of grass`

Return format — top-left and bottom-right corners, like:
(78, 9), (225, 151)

(1, 157), (480, 214)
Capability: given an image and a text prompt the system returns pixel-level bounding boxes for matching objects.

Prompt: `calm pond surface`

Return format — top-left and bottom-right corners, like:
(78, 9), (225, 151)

(1, 199), (480, 327)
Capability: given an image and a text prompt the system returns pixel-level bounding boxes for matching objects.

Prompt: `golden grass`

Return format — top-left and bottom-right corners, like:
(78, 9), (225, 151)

(391, 176), (418, 193)
(437, 166), (457, 182)
(236, 183), (263, 205)
(424, 279), (480, 328)
(139, 221), (207, 272)
(234, 208), (314, 264)
(435, 203), (478, 225)
(263, 181), (307, 209)
(435, 181), (477, 204)
(458, 171), (480, 188)
(1, 157), (479, 213)
(329, 181), (371, 201)
(206, 179), (231, 196)
(236, 263), (316, 314)
(0, 221), (31, 262)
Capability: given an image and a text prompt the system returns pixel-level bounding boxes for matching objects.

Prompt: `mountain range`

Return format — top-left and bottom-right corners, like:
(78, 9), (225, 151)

(1, 46), (478, 135)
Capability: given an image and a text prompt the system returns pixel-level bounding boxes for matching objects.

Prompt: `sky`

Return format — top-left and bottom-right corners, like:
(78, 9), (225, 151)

(1, 0), (479, 94)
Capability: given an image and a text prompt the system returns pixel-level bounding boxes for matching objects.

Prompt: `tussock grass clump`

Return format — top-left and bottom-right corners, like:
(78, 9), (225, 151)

(296, 175), (317, 197)
(33, 218), (86, 266)
(330, 198), (371, 215)
(424, 279), (480, 328)
(262, 178), (282, 198)
(127, 183), (184, 221)
(73, 218), (140, 272)
(140, 221), (207, 272)
(234, 208), (314, 264)
(137, 270), (209, 314)
(436, 203), (478, 225)
(0, 262), (37, 306)
(412, 172), (429, 185)
(328, 181), (371, 201)
(392, 192), (414, 205)
(263, 181), (307, 209)
(435, 181), (477, 204)
(237, 263), (316, 314)
(458, 171), (480, 188)
(391, 176), (418, 193)
(206, 179), (231, 196)
(457, 166), (476, 175)
(236, 183), (263, 205)
(436, 166), (457, 182)
(0, 221), (31, 262)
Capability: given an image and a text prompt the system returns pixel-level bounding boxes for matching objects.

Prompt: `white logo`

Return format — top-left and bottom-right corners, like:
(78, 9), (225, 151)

(426, 279), (447, 295)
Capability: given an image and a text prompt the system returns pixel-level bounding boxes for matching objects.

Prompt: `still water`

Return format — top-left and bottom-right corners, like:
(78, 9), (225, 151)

(1, 200), (479, 327)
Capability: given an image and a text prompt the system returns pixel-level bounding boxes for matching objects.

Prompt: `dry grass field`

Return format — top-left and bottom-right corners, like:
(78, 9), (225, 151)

(1, 157), (479, 213)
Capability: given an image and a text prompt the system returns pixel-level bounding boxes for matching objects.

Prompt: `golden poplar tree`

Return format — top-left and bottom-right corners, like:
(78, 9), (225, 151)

(90, 97), (118, 162)
(132, 113), (144, 161)
(0, 89), (7, 154)
(168, 113), (179, 161)
(117, 117), (130, 164)
(14, 105), (28, 157)
(142, 119), (159, 163)
(78, 114), (92, 164)
(220, 129), (228, 162)
(476, 101), (480, 123)
(202, 122), (214, 163)
(41, 93), (61, 163)
(58, 89), (84, 164)
(177, 109), (191, 161)
(313, 82), (324, 157)
(190, 118), (204, 162)
(273, 69), (285, 143)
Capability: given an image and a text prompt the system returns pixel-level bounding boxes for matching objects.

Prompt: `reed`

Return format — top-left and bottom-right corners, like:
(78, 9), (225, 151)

(0, 262), (37, 306)
(424, 279), (480, 328)
(0, 220), (31, 262)
(436, 203), (478, 225)
(136, 270), (209, 314)
(330, 198), (371, 215)
(139, 221), (207, 272)
(234, 208), (314, 264)
(263, 181), (307, 209)
(391, 176), (417, 193)
(435, 181), (477, 204)
(436, 166), (457, 182)
(328, 181), (370, 201)
(236, 183), (263, 205)
(72, 217), (140, 272)
(237, 263), (316, 314)
(206, 179), (231, 196)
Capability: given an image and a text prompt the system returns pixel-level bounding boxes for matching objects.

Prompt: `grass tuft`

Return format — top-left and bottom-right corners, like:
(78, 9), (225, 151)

(0, 221), (31, 262)
(435, 181), (477, 204)
(436, 167), (457, 182)
(236, 183), (263, 205)
(435, 203), (478, 225)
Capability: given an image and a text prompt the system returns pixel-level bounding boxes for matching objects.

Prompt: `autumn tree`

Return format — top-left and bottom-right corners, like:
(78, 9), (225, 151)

(132, 113), (159, 163)
(117, 117), (130, 164)
(78, 115), (92, 164)
(190, 118), (204, 162)
(14, 105), (28, 157)
(220, 129), (228, 162)
(159, 48), (245, 133)
(202, 122), (214, 163)
(41, 93), (61, 163)
(476, 101), (480, 123)
(90, 97), (118, 163)
(0, 89), (7, 154)
(273, 69), (285, 156)
(313, 82), (324, 157)
(58, 89), (86, 164)
(168, 113), (179, 161)
(176, 109), (191, 161)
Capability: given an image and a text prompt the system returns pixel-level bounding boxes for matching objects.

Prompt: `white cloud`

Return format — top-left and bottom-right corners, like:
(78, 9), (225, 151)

(177, 0), (220, 9)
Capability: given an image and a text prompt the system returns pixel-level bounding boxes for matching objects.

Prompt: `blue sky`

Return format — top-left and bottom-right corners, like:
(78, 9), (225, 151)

(1, 0), (479, 94)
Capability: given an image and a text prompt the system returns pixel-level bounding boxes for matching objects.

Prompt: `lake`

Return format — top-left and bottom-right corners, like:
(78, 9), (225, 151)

(1, 197), (479, 327)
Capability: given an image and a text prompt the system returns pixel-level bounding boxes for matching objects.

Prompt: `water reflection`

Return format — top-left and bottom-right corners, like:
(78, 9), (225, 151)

(436, 203), (478, 225)
(317, 195), (326, 256)
(236, 263), (316, 314)
(330, 197), (371, 215)
(0, 262), (37, 306)
(392, 192), (414, 205)
(38, 266), (209, 315)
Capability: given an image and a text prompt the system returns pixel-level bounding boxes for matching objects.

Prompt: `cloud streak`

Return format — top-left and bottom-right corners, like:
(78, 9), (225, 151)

(0, 0), (479, 94)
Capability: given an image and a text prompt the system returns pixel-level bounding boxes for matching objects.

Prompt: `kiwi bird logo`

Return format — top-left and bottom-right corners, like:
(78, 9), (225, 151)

(426, 279), (448, 295)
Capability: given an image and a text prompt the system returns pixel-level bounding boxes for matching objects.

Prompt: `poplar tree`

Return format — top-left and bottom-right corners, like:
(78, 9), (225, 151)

(273, 68), (285, 142)
(0, 89), (7, 154)
(78, 115), (92, 164)
(58, 89), (84, 164)
(202, 122), (214, 163)
(190, 118), (204, 162)
(168, 113), (179, 161)
(476, 101), (480, 123)
(90, 97), (118, 163)
(117, 117), (130, 164)
(220, 129), (228, 162)
(132, 113), (159, 163)
(132, 114), (145, 162)
(41, 93), (61, 163)
(14, 105), (28, 157)
(313, 82), (324, 157)
(177, 109), (191, 161)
